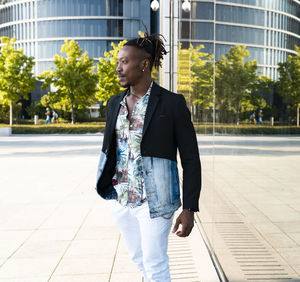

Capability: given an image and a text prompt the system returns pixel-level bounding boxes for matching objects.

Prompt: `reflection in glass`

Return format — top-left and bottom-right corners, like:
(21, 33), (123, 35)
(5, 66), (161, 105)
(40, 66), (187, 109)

(182, 2), (214, 20)
(181, 22), (214, 40)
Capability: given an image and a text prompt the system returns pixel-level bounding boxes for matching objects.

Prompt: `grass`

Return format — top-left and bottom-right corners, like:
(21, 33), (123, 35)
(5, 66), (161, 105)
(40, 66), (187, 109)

(1, 122), (300, 135)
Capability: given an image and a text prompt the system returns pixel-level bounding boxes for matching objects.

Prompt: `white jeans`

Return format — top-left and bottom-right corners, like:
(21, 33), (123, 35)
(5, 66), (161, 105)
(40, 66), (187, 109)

(107, 200), (174, 282)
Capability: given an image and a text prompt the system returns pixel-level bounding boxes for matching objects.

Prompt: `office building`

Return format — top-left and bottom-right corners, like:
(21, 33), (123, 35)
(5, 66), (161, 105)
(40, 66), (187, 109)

(0, 0), (151, 75)
(1, 0), (300, 82)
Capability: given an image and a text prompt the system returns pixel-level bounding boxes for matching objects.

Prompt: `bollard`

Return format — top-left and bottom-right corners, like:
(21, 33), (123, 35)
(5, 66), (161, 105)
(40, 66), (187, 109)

(270, 116), (274, 126)
(34, 115), (39, 125)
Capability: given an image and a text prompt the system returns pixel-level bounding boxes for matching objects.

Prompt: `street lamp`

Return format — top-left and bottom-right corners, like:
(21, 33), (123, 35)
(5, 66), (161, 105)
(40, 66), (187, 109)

(150, 0), (159, 12)
(150, 0), (191, 92)
(182, 0), (191, 12)
(151, 0), (191, 12)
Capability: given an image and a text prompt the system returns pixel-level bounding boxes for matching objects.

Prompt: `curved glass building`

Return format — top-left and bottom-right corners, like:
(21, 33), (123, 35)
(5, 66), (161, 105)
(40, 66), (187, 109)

(180, 0), (300, 80)
(0, 0), (150, 75)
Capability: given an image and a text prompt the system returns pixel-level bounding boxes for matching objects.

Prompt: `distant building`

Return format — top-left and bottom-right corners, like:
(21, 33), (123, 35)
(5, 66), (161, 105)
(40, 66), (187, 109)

(0, 0), (151, 77)
(0, 0), (151, 119)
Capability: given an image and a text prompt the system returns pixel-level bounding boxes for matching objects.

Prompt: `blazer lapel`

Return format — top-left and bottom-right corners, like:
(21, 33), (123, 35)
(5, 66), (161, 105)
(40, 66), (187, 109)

(108, 88), (128, 139)
(142, 82), (161, 138)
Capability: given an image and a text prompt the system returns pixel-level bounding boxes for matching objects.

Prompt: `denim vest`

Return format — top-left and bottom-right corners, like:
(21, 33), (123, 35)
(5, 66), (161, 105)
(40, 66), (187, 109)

(96, 151), (182, 218)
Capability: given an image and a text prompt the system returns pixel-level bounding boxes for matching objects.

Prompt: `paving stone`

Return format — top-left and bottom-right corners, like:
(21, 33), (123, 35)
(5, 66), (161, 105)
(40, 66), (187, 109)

(289, 233), (300, 245)
(0, 277), (49, 282)
(0, 257), (58, 278)
(264, 233), (298, 248)
(12, 240), (69, 259)
(50, 274), (109, 282)
(278, 248), (300, 266)
(63, 239), (117, 258)
(110, 272), (142, 282)
(53, 257), (114, 275)
(252, 222), (283, 234)
(277, 221), (300, 233)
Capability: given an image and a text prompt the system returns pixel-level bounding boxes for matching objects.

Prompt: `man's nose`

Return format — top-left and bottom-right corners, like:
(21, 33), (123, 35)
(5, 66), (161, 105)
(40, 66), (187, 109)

(116, 63), (121, 72)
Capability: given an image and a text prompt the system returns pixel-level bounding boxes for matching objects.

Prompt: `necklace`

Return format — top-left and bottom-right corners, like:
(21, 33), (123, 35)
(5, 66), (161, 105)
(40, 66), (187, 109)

(130, 92), (141, 99)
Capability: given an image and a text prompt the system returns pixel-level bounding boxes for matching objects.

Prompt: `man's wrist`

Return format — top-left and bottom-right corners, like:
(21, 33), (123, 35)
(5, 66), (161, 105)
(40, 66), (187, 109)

(184, 208), (197, 213)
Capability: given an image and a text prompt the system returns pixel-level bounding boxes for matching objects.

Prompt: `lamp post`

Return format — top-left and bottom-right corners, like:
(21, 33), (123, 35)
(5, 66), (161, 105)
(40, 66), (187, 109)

(151, 0), (190, 92)
(150, 0), (159, 11)
(182, 0), (191, 12)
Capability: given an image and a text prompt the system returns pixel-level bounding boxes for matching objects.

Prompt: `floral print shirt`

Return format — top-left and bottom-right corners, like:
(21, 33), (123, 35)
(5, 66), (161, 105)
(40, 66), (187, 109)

(112, 82), (153, 208)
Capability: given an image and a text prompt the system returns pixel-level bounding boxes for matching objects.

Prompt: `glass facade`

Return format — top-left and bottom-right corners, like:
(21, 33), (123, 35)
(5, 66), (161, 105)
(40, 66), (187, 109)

(219, 0), (300, 16)
(0, 0), (150, 75)
(177, 1), (300, 280)
(180, 1), (300, 80)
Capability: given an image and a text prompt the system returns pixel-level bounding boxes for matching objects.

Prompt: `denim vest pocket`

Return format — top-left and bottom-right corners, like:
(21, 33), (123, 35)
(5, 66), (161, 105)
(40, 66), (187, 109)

(142, 156), (181, 217)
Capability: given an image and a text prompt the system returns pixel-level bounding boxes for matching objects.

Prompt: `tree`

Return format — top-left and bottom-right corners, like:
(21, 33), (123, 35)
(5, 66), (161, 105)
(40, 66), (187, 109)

(0, 37), (35, 125)
(177, 44), (214, 120)
(39, 40), (98, 124)
(216, 45), (262, 124)
(96, 40), (126, 105)
(278, 45), (300, 126)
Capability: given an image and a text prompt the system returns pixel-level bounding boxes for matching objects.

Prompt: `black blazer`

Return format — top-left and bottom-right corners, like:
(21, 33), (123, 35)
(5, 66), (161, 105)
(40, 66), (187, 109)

(98, 82), (201, 211)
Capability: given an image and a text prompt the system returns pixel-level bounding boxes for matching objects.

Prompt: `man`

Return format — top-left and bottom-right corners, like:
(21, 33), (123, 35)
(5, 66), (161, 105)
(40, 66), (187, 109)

(45, 108), (51, 124)
(96, 33), (201, 281)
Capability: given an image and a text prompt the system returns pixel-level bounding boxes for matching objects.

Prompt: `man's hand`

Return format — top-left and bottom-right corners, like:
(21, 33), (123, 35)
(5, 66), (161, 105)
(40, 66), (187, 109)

(172, 209), (194, 237)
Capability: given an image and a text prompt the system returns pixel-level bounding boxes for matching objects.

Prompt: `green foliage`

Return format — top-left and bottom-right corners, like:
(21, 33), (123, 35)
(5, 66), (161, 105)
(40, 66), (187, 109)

(0, 37), (35, 124)
(0, 103), (21, 123)
(278, 45), (300, 125)
(39, 40), (98, 124)
(215, 45), (266, 124)
(177, 44), (214, 111)
(96, 40), (126, 105)
(25, 101), (46, 119)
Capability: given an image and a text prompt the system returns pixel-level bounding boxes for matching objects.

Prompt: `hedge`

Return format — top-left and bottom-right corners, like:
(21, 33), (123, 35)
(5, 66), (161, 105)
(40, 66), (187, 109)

(1, 123), (300, 135)
(193, 124), (300, 135)
(7, 123), (106, 134)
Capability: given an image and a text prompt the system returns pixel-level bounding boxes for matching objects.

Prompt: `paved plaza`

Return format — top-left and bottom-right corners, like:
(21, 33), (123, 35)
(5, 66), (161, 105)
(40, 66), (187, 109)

(1, 133), (300, 281)
(0, 134), (218, 282)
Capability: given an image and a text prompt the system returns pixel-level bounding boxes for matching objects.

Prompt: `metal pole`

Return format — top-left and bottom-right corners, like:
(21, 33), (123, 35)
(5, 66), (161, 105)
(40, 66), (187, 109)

(213, 0), (216, 130)
(35, 0), (38, 75)
(170, 0), (174, 92)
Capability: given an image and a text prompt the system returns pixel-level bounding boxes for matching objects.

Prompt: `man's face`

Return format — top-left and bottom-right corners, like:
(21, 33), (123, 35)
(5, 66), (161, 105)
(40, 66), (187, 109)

(116, 45), (144, 87)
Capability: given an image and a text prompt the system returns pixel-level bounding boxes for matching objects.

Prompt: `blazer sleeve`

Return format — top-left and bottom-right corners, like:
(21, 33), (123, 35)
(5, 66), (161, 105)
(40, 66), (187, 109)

(102, 97), (112, 153)
(174, 94), (201, 211)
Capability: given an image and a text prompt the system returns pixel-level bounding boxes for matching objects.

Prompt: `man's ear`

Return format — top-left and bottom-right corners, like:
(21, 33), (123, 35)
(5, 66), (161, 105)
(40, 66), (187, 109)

(142, 58), (151, 71)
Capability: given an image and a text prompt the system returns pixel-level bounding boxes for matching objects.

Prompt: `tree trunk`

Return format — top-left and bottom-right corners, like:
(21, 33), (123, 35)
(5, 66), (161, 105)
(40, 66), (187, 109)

(190, 104), (193, 122)
(71, 101), (74, 124)
(10, 100), (13, 126)
(236, 108), (240, 125)
(297, 104), (299, 127)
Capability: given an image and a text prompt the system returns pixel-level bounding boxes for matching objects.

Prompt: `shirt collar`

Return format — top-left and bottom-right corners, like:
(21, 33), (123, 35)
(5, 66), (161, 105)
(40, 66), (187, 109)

(121, 81), (153, 105)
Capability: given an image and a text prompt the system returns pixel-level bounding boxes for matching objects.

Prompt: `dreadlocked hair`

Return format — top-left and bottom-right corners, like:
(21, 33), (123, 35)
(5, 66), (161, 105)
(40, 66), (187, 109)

(124, 30), (167, 70)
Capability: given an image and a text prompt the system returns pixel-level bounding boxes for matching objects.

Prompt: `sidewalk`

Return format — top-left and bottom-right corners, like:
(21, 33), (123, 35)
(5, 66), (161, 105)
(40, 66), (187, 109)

(0, 134), (219, 282)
